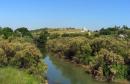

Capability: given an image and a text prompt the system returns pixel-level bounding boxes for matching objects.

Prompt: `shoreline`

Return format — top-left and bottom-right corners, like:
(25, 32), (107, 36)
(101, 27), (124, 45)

(48, 53), (130, 84)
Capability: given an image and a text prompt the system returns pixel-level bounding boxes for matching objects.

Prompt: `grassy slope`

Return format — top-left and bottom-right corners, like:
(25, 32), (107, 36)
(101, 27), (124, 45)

(0, 67), (40, 84)
(32, 28), (82, 36)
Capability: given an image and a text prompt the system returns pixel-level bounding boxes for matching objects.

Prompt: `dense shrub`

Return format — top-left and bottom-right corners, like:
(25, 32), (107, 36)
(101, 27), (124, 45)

(37, 30), (49, 45)
(90, 49), (126, 81)
(46, 35), (130, 81)
(90, 37), (127, 56)
(0, 37), (47, 82)
(46, 37), (92, 64)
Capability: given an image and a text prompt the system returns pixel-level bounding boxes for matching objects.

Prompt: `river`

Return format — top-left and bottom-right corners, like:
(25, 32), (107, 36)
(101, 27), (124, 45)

(44, 55), (116, 84)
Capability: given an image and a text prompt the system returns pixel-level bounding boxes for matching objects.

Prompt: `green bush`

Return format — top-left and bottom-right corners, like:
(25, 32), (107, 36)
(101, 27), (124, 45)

(15, 27), (32, 38)
(46, 37), (92, 64)
(90, 49), (126, 81)
(2, 27), (14, 39)
(0, 37), (47, 82)
(90, 37), (127, 56)
(45, 27), (130, 81)
(37, 30), (49, 45)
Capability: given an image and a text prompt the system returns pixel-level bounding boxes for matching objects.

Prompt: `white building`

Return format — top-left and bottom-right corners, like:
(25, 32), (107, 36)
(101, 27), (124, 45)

(81, 27), (88, 32)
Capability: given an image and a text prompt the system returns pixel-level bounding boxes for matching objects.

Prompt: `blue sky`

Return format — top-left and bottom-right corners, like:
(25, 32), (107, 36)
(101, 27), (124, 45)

(0, 0), (130, 30)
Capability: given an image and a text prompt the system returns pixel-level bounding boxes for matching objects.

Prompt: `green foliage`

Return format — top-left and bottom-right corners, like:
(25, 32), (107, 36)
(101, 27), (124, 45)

(0, 37), (47, 82)
(0, 27), (34, 40)
(99, 25), (130, 40)
(36, 30), (50, 49)
(46, 37), (92, 64)
(0, 27), (48, 83)
(2, 27), (14, 39)
(99, 26), (120, 35)
(90, 37), (127, 56)
(15, 27), (32, 38)
(0, 27), (2, 35)
(38, 30), (49, 44)
(90, 49), (126, 80)
(31, 26), (130, 82)
(46, 32), (130, 81)
(111, 64), (127, 79)
(0, 67), (40, 84)
(4, 26), (128, 82)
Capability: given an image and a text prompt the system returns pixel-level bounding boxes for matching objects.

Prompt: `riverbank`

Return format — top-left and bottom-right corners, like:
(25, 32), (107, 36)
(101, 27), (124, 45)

(47, 53), (130, 84)
(0, 27), (48, 84)
(46, 35), (130, 83)
(33, 27), (130, 83)
(44, 55), (110, 84)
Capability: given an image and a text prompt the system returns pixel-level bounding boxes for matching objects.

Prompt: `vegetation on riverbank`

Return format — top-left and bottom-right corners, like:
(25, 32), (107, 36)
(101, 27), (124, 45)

(0, 25), (129, 83)
(45, 26), (130, 82)
(0, 27), (47, 83)
(0, 67), (40, 84)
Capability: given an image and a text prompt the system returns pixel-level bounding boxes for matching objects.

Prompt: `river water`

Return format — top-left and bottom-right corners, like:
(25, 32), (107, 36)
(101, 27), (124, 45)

(44, 55), (116, 84)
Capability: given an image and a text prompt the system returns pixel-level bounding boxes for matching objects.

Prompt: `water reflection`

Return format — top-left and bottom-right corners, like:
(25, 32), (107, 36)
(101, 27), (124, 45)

(44, 55), (115, 84)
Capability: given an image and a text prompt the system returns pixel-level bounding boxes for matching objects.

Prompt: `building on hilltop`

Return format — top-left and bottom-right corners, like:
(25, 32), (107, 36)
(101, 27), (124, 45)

(81, 27), (88, 32)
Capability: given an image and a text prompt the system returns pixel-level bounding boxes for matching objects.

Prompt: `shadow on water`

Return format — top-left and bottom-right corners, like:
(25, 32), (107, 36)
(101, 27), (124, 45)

(44, 55), (116, 84)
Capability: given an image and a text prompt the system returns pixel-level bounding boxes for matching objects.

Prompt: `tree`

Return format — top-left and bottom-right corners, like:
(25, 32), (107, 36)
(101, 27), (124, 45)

(100, 28), (111, 35)
(37, 30), (49, 47)
(99, 26), (120, 35)
(2, 27), (14, 39)
(0, 27), (2, 36)
(15, 27), (32, 38)
(122, 25), (129, 30)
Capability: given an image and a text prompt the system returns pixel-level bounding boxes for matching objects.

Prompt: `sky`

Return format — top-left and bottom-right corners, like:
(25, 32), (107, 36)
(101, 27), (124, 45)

(0, 0), (130, 30)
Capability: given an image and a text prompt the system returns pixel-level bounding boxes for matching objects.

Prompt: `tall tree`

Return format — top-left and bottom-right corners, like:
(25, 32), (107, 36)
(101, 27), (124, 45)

(2, 27), (14, 39)
(15, 27), (32, 38)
